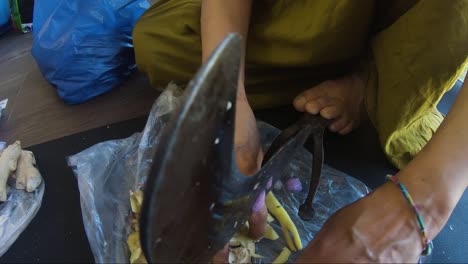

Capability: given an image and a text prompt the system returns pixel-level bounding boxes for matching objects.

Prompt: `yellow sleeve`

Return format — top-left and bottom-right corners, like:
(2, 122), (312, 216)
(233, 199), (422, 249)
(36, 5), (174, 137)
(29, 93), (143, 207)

(364, 0), (468, 168)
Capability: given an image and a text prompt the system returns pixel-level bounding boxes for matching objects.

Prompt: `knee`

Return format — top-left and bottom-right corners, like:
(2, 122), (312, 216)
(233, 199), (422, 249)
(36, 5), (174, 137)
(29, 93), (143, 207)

(133, 17), (151, 74)
(133, 1), (202, 88)
(133, 13), (169, 88)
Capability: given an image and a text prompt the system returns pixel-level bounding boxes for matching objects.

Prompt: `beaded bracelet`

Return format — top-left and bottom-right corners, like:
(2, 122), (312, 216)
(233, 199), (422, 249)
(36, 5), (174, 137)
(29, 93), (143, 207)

(386, 175), (433, 256)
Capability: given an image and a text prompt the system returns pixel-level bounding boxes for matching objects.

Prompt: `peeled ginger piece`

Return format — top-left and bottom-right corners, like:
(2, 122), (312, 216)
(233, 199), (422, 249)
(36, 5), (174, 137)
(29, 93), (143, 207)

(264, 224), (279, 240)
(267, 213), (275, 223)
(127, 232), (146, 263)
(266, 192), (302, 251)
(128, 190), (147, 263)
(272, 247), (291, 264)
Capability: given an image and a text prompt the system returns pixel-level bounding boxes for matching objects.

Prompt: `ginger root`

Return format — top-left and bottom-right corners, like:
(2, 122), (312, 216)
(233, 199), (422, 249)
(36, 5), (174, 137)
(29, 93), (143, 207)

(229, 231), (258, 264)
(0, 141), (22, 202)
(0, 141), (43, 202)
(128, 231), (146, 264)
(229, 246), (252, 264)
(272, 247), (291, 264)
(227, 193), (301, 263)
(128, 189), (147, 264)
(15, 150), (42, 192)
(264, 223), (279, 241)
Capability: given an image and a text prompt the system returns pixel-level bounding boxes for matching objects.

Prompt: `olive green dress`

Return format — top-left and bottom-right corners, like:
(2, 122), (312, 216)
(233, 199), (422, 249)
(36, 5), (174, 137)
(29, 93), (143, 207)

(133, 0), (468, 168)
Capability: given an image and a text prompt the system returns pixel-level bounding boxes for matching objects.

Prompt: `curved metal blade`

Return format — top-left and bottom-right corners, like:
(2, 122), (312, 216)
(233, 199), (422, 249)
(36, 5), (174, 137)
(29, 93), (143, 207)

(140, 33), (241, 263)
(212, 127), (312, 244)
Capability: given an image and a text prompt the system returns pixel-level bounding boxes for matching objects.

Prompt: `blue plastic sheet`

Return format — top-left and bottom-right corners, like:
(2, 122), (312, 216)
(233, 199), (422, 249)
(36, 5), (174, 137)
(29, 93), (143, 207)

(31, 0), (150, 104)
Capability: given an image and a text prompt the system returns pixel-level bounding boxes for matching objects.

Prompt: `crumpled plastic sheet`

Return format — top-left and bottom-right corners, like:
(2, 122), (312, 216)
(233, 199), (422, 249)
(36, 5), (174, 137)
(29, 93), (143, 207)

(32, 0), (150, 104)
(255, 122), (370, 262)
(0, 146), (45, 256)
(67, 84), (181, 263)
(68, 84), (371, 263)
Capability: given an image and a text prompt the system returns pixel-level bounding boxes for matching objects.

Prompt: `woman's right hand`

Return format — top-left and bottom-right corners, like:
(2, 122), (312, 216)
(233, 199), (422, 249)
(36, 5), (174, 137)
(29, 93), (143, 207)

(234, 82), (263, 176)
(201, 0), (256, 174)
(234, 81), (267, 239)
(201, 2), (258, 262)
(212, 82), (267, 263)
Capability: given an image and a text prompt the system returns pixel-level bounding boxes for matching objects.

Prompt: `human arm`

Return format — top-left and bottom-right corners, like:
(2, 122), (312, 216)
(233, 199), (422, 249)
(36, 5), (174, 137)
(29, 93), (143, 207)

(201, 1), (267, 244)
(201, 0), (251, 84)
(297, 75), (468, 263)
(201, 0), (262, 176)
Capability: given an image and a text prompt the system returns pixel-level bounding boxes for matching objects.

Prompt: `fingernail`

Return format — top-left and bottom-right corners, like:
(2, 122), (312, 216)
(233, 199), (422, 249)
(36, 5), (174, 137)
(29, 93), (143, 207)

(305, 103), (318, 114)
(321, 109), (333, 119)
(252, 191), (266, 212)
(295, 96), (305, 105)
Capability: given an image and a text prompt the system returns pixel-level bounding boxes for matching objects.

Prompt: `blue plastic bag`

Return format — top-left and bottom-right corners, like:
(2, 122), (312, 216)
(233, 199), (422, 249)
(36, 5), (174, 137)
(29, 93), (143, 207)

(31, 0), (150, 104)
(0, 0), (11, 35)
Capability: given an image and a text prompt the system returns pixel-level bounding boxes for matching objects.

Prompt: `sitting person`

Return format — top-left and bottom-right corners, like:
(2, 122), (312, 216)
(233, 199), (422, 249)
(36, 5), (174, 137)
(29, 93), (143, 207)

(133, 0), (468, 262)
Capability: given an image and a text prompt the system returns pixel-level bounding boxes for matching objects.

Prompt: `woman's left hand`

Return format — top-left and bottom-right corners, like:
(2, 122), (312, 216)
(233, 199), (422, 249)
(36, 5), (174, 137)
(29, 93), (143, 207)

(297, 182), (432, 263)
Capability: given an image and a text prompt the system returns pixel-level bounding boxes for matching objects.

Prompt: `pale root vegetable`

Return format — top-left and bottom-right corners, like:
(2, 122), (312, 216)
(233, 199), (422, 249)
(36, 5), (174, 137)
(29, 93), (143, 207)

(228, 193), (302, 263)
(0, 141), (22, 202)
(128, 189), (147, 264)
(272, 247), (291, 264)
(229, 246), (251, 264)
(127, 232), (146, 264)
(267, 213), (275, 223)
(229, 224), (265, 263)
(264, 224), (279, 240)
(15, 150), (42, 192)
(130, 190), (141, 214)
(134, 190), (143, 205)
(266, 192), (302, 251)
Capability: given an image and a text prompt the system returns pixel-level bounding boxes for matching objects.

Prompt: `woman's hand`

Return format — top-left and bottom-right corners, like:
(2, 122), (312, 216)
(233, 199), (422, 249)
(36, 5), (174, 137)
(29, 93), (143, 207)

(201, 0), (260, 177)
(234, 82), (263, 176)
(297, 182), (436, 263)
(235, 81), (267, 239)
(212, 82), (267, 263)
(299, 74), (468, 263)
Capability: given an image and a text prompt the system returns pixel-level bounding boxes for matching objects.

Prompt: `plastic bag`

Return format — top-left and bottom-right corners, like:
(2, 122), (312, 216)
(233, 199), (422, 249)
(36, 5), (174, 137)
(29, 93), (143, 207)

(0, 98), (7, 119)
(255, 122), (370, 262)
(67, 84), (181, 263)
(31, 0), (150, 104)
(68, 84), (370, 263)
(0, 0), (11, 35)
(0, 146), (45, 256)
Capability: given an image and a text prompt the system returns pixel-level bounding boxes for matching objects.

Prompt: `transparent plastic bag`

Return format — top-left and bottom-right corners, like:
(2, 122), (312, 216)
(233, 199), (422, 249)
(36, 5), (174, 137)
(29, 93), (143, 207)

(68, 84), (370, 263)
(255, 122), (370, 262)
(0, 98), (7, 119)
(67, 84), (182, 263)
(0, 146), (45, 256)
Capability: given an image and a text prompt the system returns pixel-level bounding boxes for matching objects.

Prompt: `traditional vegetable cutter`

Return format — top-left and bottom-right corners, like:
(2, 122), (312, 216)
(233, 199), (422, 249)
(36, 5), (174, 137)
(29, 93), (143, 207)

(140, 33), (330, 263)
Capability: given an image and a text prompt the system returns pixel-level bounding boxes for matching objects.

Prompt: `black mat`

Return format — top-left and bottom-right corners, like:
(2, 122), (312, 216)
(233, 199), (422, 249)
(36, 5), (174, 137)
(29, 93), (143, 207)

(1, 81), (466, 263)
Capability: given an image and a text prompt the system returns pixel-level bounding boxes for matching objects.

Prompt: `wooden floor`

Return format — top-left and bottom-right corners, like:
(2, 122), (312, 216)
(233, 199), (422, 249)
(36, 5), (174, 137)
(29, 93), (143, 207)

(0, 32), (159, 147)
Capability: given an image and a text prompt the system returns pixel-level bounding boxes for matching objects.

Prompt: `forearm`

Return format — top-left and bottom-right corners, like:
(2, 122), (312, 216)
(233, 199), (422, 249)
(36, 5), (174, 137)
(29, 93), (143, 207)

(419, 75), (468, 187)
(399, 75), (468, 236)
(201, 0), (252, 86)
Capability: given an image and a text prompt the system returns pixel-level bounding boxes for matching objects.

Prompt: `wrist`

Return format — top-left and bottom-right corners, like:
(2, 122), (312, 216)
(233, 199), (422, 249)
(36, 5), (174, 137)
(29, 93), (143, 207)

(396, 167), (457, 240)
